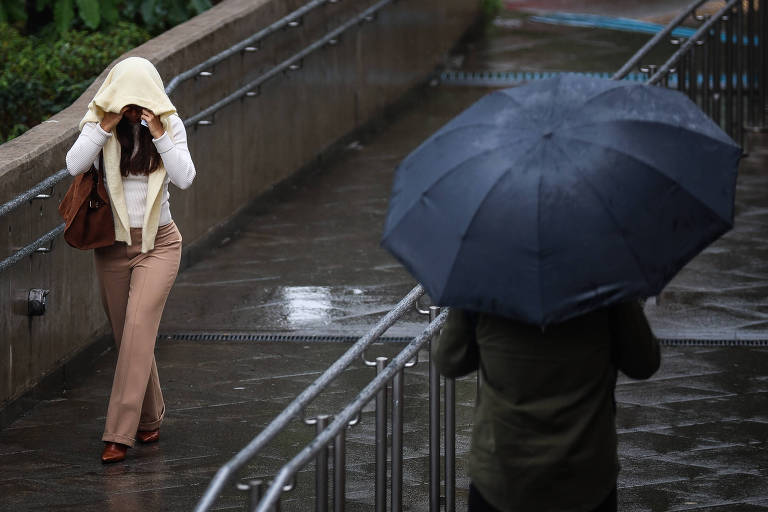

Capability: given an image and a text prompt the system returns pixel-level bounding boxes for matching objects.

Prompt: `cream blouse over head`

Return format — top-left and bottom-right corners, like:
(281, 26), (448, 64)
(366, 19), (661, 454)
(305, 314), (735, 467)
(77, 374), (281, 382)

(79, 57), (177, 253)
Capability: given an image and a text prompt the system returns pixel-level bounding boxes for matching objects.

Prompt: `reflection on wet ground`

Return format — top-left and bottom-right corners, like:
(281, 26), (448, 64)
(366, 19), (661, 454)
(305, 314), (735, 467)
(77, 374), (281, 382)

(2, 3), (768, 511)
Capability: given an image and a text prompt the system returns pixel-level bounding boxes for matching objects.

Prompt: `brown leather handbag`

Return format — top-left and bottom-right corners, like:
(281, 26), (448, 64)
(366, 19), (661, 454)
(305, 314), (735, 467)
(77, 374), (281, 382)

(58, 152), (115, 249)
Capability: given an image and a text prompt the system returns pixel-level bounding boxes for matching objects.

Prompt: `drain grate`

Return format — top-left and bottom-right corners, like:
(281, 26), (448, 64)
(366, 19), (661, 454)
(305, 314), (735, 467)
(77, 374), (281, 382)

(439, 70), (648, 87)
(659, 338), (768, 347)
(158, 333), (768, 347)
(439, 70), (747, 90)
(158, 333), (414, 343)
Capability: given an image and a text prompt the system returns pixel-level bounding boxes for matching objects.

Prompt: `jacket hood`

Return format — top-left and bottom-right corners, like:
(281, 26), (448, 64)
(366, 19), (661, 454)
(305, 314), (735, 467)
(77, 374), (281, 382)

(80, 57), (176, 129)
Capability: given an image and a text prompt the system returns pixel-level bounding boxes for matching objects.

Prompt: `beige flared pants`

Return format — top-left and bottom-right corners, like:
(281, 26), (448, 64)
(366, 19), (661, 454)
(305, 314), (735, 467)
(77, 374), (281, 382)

(94, 222), (181, 447)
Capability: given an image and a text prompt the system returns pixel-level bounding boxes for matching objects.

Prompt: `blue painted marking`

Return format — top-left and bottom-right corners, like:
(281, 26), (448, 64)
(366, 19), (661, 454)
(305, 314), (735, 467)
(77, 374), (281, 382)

(529, 13), (696, 37)
(527, 12), (760, 45)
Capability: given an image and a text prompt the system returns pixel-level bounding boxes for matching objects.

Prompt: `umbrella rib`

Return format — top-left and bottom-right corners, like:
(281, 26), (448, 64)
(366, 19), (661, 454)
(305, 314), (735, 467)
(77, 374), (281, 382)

(386, 134), (542, 239)
(494, 89), (548, 127)
(549, 138), (655, 292)
(415, 121), (537, 151)
(557, 131), (734, 225)
(438, 140), (545, 308)
(565, 82), (642, 114)
(561, 119), (738, 150)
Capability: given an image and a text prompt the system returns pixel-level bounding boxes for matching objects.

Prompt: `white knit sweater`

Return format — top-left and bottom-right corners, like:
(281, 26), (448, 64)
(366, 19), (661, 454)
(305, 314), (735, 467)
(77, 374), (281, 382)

(66, 114), (196, 228)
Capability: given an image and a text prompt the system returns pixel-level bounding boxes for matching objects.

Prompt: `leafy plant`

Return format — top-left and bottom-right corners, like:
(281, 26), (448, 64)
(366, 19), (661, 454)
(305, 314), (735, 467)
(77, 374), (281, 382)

(28, 0), (212, 35)
(0, 21), (150, 142)
(482, 0), (503, 19)
(0, 0), (219, 142)
(0, 0), (218, 142)
(0, 0), (26, 25)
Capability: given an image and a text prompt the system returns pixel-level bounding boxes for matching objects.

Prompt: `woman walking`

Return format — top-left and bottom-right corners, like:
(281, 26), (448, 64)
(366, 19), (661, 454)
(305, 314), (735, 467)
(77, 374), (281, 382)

(65, 57), (196, 463)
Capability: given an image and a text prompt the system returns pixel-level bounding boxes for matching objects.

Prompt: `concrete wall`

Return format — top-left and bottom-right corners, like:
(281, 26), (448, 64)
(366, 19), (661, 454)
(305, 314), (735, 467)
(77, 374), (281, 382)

(0, 0), (480, 411)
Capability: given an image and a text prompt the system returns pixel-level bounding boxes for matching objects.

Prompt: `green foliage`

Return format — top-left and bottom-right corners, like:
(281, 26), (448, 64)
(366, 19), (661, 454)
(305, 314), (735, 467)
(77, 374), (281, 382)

(0, 21), (150, 142)
(52, 0), (74, 34)
(481, 0), (502, 19)
(0, 0), (26, 25)
(132, 0), (213, 35)
(75, 0), (100, 29)
(0, 0), (218, 142)
(101, 0), (119, 26)
(25, 0), (212, 35)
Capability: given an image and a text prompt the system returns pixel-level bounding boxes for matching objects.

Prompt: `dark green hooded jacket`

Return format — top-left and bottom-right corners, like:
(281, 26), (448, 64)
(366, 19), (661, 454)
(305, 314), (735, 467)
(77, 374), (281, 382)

(433, 301), (659, 512)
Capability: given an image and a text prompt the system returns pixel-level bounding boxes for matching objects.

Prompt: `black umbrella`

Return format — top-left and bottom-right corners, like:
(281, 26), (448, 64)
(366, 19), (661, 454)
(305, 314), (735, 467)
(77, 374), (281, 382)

(381, 74), (741, 326)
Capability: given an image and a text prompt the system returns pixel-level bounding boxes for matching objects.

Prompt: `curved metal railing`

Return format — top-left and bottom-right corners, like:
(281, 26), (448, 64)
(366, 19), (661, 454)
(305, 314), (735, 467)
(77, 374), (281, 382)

(257, 309), (449, 512)
(192, 285), (447, 511)
(185, 0), (392, 127)
(164, 0), (338, 95)
(193, 285), (454, 512)
(612, 0), (709, 80)
(618, 0), (766, 147)
(0, 169), (69, 273)
(0, 0), (394, 273)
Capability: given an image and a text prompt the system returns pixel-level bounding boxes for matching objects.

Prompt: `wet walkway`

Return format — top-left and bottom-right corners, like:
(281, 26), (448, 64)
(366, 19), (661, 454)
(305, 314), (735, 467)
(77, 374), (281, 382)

(2, 3), (768, 511)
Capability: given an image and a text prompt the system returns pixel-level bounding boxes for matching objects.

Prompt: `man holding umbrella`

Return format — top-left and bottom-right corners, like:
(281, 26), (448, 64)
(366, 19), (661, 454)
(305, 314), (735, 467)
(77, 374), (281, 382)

(381, 75), (742, 511)
(433, 301), (659, 511)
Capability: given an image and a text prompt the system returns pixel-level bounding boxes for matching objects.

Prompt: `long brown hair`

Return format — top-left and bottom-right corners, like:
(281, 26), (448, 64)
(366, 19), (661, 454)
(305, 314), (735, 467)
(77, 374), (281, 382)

(115, 117), (161, 176)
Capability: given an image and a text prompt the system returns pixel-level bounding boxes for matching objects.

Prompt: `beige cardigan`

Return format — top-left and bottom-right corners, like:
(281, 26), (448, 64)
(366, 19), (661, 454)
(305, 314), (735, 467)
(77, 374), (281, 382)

(79, 57), (176, 253)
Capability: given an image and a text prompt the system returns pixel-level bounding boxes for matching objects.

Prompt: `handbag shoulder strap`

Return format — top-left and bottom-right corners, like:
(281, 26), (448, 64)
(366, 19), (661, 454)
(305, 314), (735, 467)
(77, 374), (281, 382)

(96, 151), (105, 182)
(89, 151), (105, 200)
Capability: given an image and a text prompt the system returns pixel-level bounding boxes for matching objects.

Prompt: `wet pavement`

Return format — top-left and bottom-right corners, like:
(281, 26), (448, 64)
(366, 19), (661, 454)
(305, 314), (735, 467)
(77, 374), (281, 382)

(2, 3), (768, 512)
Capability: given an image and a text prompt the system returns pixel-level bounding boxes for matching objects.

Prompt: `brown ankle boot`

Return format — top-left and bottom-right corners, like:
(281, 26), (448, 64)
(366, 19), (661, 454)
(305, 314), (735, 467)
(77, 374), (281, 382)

(101, 442), (128, 463)
(136, 429), (159, 444)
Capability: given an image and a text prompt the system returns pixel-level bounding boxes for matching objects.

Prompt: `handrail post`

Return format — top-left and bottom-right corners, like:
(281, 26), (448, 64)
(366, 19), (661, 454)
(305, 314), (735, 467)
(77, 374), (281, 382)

(333, 428), (346, 512)
(702, 36), (711, 114)
(725, 9), (735, 138)
(444, 375), (455, 512)
(748, 0), (756, 127)
(428, 305), (441, 512)
(761, 0), (768, 128)
(714, 16), (722, 125)
(314, 415), (331, 512)
(391, 368), (404, 512)
(736, 2), (745, 147)
(374, 357), (388, 512)
(236, 479), (265, 512)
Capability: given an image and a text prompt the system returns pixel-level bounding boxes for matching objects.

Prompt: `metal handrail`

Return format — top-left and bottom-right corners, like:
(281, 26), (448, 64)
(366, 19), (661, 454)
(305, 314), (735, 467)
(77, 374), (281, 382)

(185, 0), (393, 127)
(612, 0), (708, 80)
(0, 0), (394, 272)
(164, 0), (337, 94)
(255, 309), (450, 512)
(0, 225), (64, 274)
(193, 284), (425, 512)
(615, 0), (766, 147)
(0, 169), (69, 218)
(646, 0), (740, 85)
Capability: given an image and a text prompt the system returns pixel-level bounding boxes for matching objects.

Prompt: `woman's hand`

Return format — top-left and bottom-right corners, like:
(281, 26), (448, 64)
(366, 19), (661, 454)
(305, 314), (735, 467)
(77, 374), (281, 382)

(99, 107), (127, 132)
(142, 109), (165, 139)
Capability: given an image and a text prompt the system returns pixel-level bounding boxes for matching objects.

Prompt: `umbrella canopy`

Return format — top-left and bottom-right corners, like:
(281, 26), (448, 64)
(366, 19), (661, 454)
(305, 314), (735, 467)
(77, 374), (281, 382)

(381, 74), (741, 326)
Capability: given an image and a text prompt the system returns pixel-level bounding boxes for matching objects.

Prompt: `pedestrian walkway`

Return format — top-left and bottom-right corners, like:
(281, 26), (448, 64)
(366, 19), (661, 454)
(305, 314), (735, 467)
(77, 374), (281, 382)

(2, 4), (767, 511)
